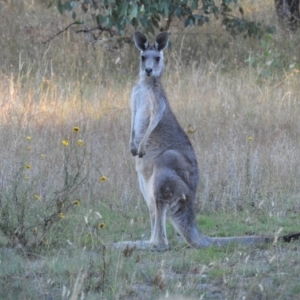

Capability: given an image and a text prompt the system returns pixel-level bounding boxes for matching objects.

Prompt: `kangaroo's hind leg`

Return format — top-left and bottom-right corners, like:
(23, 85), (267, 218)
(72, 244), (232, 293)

(150, 164), (193, 251)
(152, 150), (213, 250)
(150, 170), (170, 252)
(168, 194), (212, 249)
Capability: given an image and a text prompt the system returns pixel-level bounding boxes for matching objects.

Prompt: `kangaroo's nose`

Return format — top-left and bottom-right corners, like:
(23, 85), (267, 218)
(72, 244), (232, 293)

(145, 68), (152, 76)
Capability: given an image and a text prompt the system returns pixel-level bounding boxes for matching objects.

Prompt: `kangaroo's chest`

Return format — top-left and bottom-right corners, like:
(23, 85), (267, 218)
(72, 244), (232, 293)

(132, 86), (156, 139)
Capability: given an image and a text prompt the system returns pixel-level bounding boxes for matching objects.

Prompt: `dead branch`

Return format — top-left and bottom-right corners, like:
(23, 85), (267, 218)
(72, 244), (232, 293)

(43, 22), (117, 45)
(43, 21), (81, 44)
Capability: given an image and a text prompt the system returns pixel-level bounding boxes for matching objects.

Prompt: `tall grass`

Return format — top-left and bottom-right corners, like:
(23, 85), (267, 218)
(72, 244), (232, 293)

(0, 0), (300, 299)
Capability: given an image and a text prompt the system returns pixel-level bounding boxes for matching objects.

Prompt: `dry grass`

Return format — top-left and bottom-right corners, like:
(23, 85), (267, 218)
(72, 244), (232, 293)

(0, 0), (300, 299)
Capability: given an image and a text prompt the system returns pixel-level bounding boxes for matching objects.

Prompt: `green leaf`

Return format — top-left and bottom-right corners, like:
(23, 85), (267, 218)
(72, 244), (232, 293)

(106, 17), (112, 28)
(62, 1), (73, 12)
(152, 18), (159, 28)
(266, 26), (276, 34)
(184, 17), (194, 27)
(139, 15), (148, 27)
(115, 3), (124, 15)
(70, 1), (77, 9)
(156, 2), (164, 13)
(57, 0), (64, 15)
(163, 3), (169, 17)
(239, 7), (244, 16)
(97, 14), (107, 25)
(174, 7), (181, 18)
(194, 14), (204, 26)
(261, 40), (268, 50)
(129, 5), (138, 21)
(245, 56), (255, 66)
(116, 18), (125, 32)
(211, 6), (219, 14)
(190, 0), (198, 10)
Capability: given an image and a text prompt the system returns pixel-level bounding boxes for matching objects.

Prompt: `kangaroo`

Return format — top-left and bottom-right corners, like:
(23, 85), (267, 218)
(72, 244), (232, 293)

(113, 31), (299, 251)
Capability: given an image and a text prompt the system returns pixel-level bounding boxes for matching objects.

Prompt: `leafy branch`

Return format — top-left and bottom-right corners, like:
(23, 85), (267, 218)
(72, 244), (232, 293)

(46, 0), (276, 46)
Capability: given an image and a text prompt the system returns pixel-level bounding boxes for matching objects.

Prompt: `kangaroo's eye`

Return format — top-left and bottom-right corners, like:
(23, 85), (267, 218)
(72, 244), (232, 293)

(141, 55), (145, 62)
(155, 56), (160, 62)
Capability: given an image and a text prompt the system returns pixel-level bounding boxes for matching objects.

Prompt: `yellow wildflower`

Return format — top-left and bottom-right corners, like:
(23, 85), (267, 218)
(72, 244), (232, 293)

(26, 136), (31, 141)
(187, 124), (196, 134)
(24, 176), (29, 180)
(248, 136), (253, 141)
(34, 194), (40, 200)
(98, 223), (105, 229)
(26, 164), (31, 169)
(77, 139), (83, 146)
(73, 126), (80, 132)
(27, 147), (31, 150)
(73, 200), (80, 206)
(62, 140), (69, 146)
(99, 176), (107, 182)
(59, 212), (65, 219)
(40, 154), (45, 159)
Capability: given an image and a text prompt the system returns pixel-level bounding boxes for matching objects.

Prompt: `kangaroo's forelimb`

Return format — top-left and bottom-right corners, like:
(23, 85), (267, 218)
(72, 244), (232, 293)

(137, 99), (165, 158)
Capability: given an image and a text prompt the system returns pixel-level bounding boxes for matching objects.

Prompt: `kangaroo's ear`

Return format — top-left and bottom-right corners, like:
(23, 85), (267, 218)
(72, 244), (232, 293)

(134, 32), (149, 51)
(155, 32), (169, 52)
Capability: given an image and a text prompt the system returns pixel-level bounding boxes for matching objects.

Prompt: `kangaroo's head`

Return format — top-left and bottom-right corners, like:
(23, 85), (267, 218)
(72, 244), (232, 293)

(134, 31), (169, 78)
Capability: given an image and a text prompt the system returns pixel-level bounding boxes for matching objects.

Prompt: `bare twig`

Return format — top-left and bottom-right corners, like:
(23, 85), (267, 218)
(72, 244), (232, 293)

(76, 25), (117, 38)
(43, 22), (117, 46)
(43, 21), (81, 44)
(164, 13), (174, 31)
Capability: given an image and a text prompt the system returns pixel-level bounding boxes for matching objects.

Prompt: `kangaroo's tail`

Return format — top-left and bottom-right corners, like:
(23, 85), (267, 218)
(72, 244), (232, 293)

(209, 235), (273, 247)
(181, 223), (300, 249)
(208, 232), (300, 247)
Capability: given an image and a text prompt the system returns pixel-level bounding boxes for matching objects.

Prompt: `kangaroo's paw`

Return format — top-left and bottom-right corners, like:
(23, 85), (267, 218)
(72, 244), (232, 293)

(137, 144), (146, 158)
(130, 147), (138, 156)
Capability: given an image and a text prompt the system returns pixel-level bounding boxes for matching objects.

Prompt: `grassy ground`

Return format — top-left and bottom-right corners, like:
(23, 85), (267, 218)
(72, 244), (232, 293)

(0, 0), (300, 299)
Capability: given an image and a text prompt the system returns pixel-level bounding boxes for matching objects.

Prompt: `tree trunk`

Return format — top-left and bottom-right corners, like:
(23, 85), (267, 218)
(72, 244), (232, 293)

(274, 0), (300, 29)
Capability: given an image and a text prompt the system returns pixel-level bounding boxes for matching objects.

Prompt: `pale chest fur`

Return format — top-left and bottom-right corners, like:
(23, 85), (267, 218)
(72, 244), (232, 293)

(131, 83), (159, 144)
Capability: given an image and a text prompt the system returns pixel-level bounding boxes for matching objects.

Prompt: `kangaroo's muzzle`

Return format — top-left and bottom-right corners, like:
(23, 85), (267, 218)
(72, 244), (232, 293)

(145, 68), (152, 76)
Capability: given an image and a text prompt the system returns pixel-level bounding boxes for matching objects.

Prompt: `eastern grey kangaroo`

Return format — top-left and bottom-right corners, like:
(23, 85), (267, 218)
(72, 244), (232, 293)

(114, 31), (298, 251)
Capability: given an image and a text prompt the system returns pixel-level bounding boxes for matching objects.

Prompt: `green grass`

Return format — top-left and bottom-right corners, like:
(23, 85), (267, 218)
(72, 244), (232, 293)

(0, 212), (299, 299)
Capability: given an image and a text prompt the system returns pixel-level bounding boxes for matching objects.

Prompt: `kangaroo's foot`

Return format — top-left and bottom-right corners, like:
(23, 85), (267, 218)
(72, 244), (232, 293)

(110, 240), (151, 251)
(110, 240), (169, 252)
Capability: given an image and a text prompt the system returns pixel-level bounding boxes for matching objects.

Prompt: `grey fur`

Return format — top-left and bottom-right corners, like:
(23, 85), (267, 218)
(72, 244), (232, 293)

(115, 32), (274, 251)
